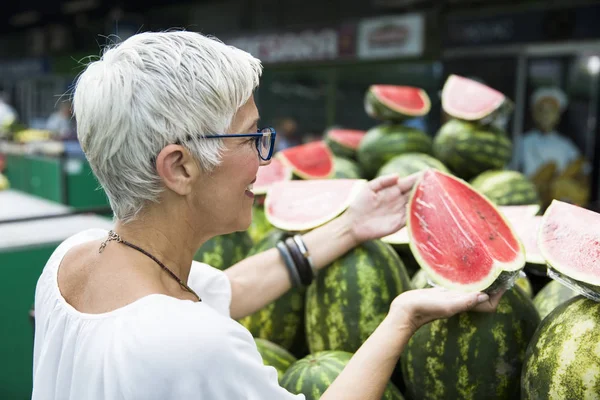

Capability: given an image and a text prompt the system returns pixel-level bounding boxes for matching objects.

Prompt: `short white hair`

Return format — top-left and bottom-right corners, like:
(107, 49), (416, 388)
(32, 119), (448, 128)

(72, 31), (263, 223)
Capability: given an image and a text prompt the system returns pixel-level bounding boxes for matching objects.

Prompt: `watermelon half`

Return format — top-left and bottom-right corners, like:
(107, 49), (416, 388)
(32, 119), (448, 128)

(538, 200), (600, 300)
(265, 179), (366, 232)
(441, 74), (513, 123)
(407, 169), (525, 293)
(365, 85), (431, 122)
(254, 157), (293, 195)
(324, 129), (366, 160)
(277, 141), (334, 180)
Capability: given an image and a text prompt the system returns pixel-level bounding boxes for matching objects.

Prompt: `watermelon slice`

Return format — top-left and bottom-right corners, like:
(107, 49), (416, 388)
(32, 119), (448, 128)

(538, 200), (600, 300)
(254, 157), (293, 195)
(407, 169), (525, 293)
(265, 179), (366, 232)
(365, 85), (431, 122)
(277, 141), (334, 180)
(325, 129), (366, 159)
(441, 75), (513, 123)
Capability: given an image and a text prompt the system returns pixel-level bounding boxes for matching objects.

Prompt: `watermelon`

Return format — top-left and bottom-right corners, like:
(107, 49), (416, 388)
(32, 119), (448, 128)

(471, 170), (540, 206)
(538, 200), (600, 300)
(515, 272), (534, 297)
(324, 129), (366, 160)
(433, 119), (512, 181)
(193, 231), (253, 270)
(306, 240), (411, 354)
(441, 74), (513, 124)
(254, 338), (297, 382)
(238, 230), (307, 351)
(277, 141), (334, 179)
(521, 296), (600, 399)
(254, 157), (293, 195)
(376, 152), (449, 178)
(332, 157), (362, 179)
(264, 179), (366, 232)
(407, 169), (525, 293)
(532, 279), (579, 320)
(247, 205), (273, 243)
(357, 125), (433, 178)
(402, 286), (541, 400)
(281, 351), (404, 400)
(365, 85), (431, 122)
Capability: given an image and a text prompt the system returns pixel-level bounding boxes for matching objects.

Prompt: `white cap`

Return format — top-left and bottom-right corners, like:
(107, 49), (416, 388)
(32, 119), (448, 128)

(531, 87), (568, 111)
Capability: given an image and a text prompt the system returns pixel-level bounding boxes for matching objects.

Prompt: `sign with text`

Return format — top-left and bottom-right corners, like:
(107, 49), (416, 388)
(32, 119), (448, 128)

(357, 14), (424, 60)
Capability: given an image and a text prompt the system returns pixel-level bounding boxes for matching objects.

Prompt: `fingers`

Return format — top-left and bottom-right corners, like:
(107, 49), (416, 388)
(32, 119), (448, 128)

(398, 172), (422, 195)
(369, 174), (401, 192)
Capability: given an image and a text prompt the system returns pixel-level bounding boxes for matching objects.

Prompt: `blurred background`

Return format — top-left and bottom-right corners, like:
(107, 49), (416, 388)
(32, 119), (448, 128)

(0, 0), (599, 398)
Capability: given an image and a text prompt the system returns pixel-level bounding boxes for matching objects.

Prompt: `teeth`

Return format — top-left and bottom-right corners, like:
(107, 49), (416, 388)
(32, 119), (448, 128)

(246, 183), (253, 191)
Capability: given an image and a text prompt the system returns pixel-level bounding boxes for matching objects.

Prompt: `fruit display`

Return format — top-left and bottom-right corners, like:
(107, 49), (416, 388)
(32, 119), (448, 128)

(532, 279), (578, 320)
(253, 157), (293, 195)
(254, 338), (298, 383)
(281, 351), (404, 400)
(471, 169), (540, 206)
(324, 129), (366, 160)
(247, 204), (273, 243)
(407, 169), (525, 293)
(376, 152), (449, 178)
(277, 141), (334, 179)
(332, 156), (363, 179)
(264, 179), (365, 232)
(193, 231), (253, 271)
(0, 173), (9, 191)
(364, 85), (431, 122)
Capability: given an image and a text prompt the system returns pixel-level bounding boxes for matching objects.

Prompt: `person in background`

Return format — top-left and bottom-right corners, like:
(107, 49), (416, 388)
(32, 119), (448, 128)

(46, 101), (75, 139)
(274, 117), (300, 151)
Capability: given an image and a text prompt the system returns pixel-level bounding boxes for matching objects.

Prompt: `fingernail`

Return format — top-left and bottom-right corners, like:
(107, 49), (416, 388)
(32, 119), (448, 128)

(477, 294), (489, 303)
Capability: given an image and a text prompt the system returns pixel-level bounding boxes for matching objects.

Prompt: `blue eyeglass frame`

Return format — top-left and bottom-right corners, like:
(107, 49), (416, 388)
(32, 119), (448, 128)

(175, 127), (277, 161)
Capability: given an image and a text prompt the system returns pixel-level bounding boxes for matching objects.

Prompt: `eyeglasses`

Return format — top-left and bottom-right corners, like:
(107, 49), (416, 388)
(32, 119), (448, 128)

(175, 127), (277, 161)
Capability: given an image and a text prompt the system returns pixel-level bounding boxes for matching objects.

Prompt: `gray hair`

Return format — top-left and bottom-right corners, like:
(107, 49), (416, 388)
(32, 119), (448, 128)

(72, 31), (263, 222)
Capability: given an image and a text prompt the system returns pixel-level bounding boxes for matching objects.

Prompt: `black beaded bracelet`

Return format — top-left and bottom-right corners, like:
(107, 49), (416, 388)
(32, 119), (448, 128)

(276, 241), (301, 287)
(285, 237), (313, 286)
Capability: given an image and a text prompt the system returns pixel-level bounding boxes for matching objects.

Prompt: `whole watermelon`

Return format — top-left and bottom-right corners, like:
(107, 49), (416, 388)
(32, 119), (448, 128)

(532, 279), (579, 320)
(376, 152), (449, 178)
(357, 125), (432, 178)
(401, 286), (541, 400)
(333, 156), (363, 179)
(306, 240), (411, 353)
(521, 296), (600, 399)
(433, 119), (512, 181)
(238, 230), (307, 352)
(281, 351), (404, 399)
(471, 170), (540, 206)
(254, 338), (297, 383)
(247, 205), (273, 243)
(193, 231), (253, 270)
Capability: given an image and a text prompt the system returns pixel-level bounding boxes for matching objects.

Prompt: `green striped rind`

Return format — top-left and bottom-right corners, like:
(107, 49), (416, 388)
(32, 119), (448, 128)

(281, 351), (404, 400)
(254, 338), (297, 382)
(333, 157), (363, 179)
(357, 125), (433, 178)
(247, 205), (274, 243)
(433, 119), (512, 181)
(325, 136), (357, 160)
(411, 269), (430, 289)
(521, 296), (600, 399)
(401, 286), (541, 400)
(532, 279), (579, 320)
(515, 273), (534, 298)
(471, 170), (540, 206)
(306, 240), (412, 353)
(193, 231), (253, 270)
(238, 230), (306, 351)
(376, 152), (449, 178)
(364, 89), (417, 122)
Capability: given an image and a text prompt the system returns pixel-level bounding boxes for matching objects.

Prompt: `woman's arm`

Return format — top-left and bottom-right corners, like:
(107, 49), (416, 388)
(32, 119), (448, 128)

(225, 213), (356, 320)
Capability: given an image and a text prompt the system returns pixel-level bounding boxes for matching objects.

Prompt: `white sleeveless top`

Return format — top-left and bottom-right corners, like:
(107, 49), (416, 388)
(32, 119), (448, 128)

(32, 229), (303, 400)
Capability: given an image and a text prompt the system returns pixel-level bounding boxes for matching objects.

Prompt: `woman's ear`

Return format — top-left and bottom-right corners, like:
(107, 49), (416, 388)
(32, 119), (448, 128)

(155, 144), (199, 195)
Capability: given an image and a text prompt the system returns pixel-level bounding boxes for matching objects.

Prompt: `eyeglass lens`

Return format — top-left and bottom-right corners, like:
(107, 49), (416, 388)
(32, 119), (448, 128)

(258, 128), (272, 159)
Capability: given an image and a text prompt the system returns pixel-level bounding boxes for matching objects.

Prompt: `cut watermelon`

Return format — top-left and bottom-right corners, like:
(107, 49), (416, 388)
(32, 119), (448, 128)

(254, 158), (293, 195)
(407, 169), (525, 293)
(538, 200), (600, 300)
(324, 129), (366, 160)
(441, 75), (513, 123)
(365, 85), (431, 122)
(265, 179), (366, 232)
(277, 141), (334, 180)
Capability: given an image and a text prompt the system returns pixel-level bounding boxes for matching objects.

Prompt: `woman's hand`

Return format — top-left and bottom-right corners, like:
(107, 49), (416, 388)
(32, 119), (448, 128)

(388, 287), (506, 333)
(342, 173), (420, 245)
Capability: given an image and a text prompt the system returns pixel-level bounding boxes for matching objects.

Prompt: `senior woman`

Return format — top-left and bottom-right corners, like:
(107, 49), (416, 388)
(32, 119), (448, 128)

(32, 31), (503, 399)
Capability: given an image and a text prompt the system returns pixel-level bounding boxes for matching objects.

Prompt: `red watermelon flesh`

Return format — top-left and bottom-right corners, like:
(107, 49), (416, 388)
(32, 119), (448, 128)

(504, 215), (544, 265)
(277, 141), (334, 179)
(407, 169), (525, 292)
(265, 179), (366, 232)
(254, 157), (293, 195)
(372, 85), (430, 116)
(327, 129), (366, 150)
(539, 200), (600, 287)
(441, 75), (507, 121)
